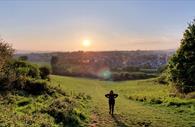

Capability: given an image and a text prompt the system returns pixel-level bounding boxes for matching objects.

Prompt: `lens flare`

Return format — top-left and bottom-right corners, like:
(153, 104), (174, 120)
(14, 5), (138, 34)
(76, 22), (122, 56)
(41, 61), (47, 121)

(97, 67), (111, 79)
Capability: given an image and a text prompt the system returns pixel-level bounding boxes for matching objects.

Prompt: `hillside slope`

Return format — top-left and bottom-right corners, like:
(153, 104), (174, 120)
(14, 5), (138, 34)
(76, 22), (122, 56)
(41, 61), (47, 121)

(50, 75), (195, 127)
(0, 75), (194, 126)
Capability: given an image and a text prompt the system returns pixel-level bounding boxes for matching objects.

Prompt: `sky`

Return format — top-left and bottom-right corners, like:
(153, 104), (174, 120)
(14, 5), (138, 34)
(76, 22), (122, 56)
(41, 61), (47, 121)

(0, 0), (195, 51)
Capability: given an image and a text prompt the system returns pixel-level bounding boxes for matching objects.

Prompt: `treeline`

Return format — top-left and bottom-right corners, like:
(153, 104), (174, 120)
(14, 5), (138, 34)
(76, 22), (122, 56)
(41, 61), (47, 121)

(112, 72), (156, 81)
(51, 55), (157, 81)
(14, 50), (174, 69)
(14, 49), (172, 81)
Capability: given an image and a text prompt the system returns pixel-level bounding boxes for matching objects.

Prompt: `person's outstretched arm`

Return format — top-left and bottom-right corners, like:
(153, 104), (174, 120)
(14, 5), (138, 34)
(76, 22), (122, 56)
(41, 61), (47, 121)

(105, 94), (109, 98)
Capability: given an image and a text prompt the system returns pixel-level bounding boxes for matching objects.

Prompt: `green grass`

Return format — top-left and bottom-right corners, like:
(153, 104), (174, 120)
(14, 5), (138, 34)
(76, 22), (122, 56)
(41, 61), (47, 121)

(50, 75), (195, 127)
(0, 75), (194, 126)
(0, 83), (90, 127)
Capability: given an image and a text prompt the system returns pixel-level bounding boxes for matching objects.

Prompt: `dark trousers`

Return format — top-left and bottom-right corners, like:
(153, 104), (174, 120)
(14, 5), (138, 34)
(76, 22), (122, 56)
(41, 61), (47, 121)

(109, 100), (115, 114)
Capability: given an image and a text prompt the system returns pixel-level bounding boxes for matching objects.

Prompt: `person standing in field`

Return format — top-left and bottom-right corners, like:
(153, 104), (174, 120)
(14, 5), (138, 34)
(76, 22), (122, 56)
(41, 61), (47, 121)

(105, 90), (118, 115)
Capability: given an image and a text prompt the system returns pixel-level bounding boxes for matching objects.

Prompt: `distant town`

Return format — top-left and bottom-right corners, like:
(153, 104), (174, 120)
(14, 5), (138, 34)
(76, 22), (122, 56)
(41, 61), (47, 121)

(14, 50), (175, 80)
(15, 50), (175, 69)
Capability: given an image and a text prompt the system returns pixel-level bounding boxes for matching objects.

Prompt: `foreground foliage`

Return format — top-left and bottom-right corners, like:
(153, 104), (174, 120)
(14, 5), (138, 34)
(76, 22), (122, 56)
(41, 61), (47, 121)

(0, 86), (90, 127)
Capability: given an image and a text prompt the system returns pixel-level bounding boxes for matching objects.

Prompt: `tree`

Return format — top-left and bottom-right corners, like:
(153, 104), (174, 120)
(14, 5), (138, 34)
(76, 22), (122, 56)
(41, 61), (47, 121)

(19, 55), (28, 61)
(51, 56), (58, 65)
(51, 56), (58, 74)
(0, 38), (14, 89)
(39, 66), (51, 79)
(0, 38), (14, 73)
(168, 19), (195, 93)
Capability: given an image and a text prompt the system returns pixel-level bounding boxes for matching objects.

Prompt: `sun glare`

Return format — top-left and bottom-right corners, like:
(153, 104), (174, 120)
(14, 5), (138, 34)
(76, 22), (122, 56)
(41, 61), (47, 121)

(82, 40), (91, 47)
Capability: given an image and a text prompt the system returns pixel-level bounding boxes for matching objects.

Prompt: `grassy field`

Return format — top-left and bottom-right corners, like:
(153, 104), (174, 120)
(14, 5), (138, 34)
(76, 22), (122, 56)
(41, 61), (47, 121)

(50, 75), (195, 127)
(0, 75), (194, 127)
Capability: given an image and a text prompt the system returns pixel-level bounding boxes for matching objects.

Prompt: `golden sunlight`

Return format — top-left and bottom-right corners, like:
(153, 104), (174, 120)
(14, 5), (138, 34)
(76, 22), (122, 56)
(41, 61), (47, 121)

(82, 39), (91, 47)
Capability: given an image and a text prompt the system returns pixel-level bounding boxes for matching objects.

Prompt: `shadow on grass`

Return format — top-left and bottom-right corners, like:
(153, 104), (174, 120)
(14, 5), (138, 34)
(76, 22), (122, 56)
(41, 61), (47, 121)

(112, 114), (129, 127)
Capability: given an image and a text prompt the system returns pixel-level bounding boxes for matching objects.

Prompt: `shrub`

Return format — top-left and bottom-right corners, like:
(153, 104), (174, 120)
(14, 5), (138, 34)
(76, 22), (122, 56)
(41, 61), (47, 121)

(15, 67), (29, 77)
(0, 77), (10, 90)
(12, 60), (29, 68)
(44, 98), (86, 126)
(39, 66), (51, 80)
(12, 60), (40, 78)
(28, 64), (40, 78)
(12, 75), (27, 90)
(24, 78), (49, 95)
(0, 59), (51, 94)
(11, 77), (49, 95)
(0, 64), (16, 90)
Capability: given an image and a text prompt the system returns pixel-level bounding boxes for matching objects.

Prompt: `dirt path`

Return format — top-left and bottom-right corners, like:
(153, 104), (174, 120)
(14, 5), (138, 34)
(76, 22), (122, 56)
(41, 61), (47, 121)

(89, 96), (147, 127)
(87, 82), (188, 127)
(88, 83), (136, 127)
(88, 84), (117, 127)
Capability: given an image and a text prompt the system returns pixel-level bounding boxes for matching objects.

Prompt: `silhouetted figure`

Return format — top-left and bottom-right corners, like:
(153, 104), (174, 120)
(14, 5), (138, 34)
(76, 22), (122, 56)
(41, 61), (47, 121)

(105, 90), (118, 115)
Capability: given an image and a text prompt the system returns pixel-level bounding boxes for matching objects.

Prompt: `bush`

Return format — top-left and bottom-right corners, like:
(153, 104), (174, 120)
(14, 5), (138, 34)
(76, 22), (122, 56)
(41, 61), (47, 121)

(11, 77), (49, 95)
(0, 77), (13, 90)
(12, 76), (27, 90)
(28, 64), (40, 78)
(12, 60), (40, 79)
(0, 59), (51, 94)
(47, 86), (67, 96)
(15, 67), (29, 77)
(39, 66), (51, 80)
(44, 98), (86, 126)
(25, 78), (49, 95)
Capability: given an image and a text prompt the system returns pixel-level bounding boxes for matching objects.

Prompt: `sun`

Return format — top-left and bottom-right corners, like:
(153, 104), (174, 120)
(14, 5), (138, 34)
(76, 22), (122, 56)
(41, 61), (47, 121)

(82, 40), (91, 47)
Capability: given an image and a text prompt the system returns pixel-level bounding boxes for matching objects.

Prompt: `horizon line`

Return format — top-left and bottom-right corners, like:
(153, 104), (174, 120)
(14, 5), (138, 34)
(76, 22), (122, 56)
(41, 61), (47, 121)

(15, 48), (176, 54)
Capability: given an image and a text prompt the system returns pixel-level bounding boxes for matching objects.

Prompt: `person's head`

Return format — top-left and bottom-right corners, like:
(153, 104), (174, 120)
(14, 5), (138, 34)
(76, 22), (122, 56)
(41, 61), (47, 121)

(110, 90), (113, 94)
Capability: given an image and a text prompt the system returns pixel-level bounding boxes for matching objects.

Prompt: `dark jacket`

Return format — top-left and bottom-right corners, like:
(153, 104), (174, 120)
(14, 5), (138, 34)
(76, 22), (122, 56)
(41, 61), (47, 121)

(105, 93), (118, 104)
